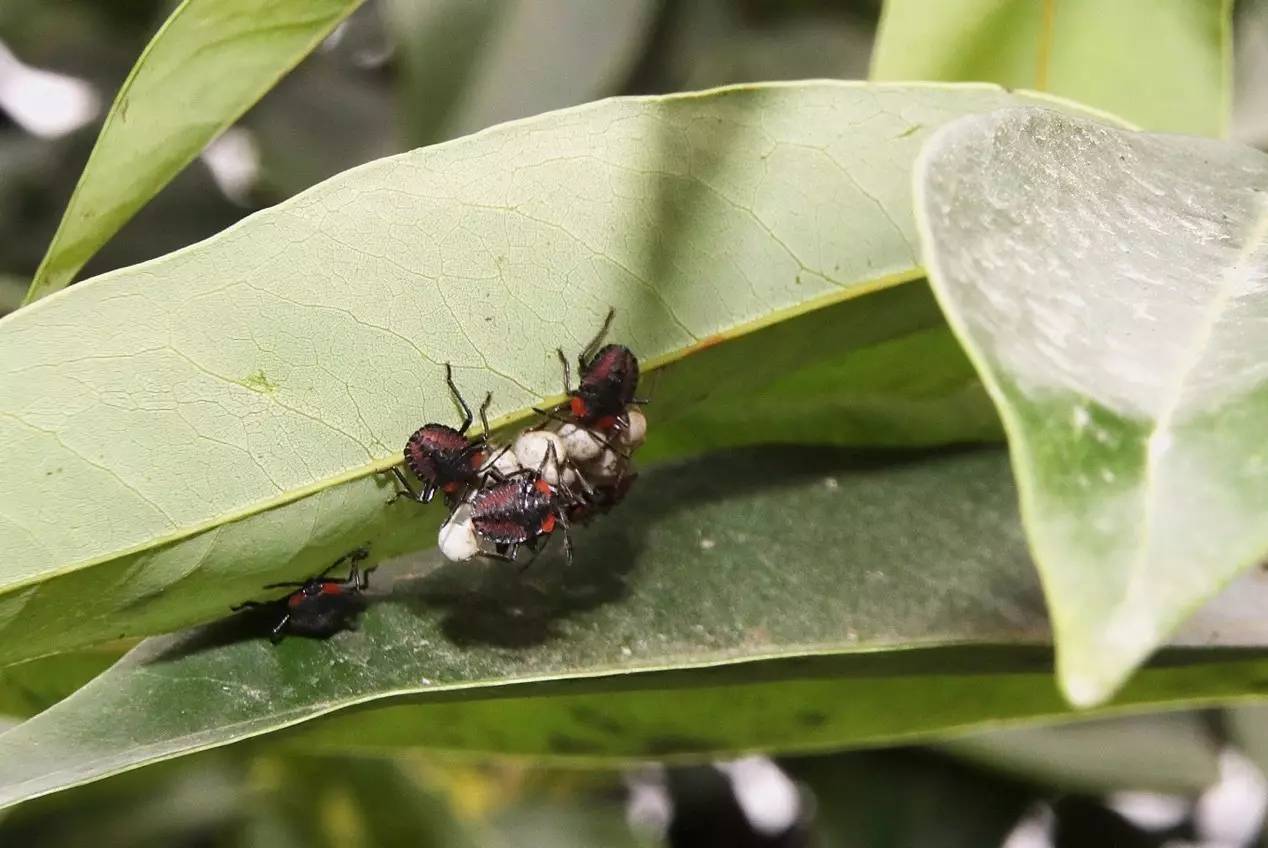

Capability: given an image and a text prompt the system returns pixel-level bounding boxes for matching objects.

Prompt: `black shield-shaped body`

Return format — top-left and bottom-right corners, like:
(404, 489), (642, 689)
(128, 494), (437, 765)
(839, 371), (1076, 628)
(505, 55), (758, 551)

(284, 586), (365, 637)
(470, 477), (557, 545)
(568, 472), (638, 526)
(571, 344), (639, 427)
(404, 423), (485, 495)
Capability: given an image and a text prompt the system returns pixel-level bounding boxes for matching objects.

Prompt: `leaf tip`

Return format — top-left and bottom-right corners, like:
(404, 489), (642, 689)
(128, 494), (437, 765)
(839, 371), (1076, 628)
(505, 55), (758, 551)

(1059, 669), (1111, 710)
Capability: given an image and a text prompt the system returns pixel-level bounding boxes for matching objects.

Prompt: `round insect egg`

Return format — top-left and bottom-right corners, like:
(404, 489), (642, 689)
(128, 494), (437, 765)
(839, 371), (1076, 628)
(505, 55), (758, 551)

(513, 430), (566, 484)
(584, 446), (625, 481)
(437, 504), (480, 562)
(618, 409), (647, 449)
(558, 422), (603, 462)
(489, 444), (522, 477)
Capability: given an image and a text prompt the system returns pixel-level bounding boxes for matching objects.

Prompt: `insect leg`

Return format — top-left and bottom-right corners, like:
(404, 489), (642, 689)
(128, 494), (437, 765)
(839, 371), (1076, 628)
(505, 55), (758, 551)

(579, 307), (615, 369)
(477, 392), (493, 437)
(555, 348), (572, 393)
(445, 363), (475, 434)
(530, 406), (629, 457)
(269, 614), (291, 643)
(555, 509), (575, 568)
(389, 468), (436, 505)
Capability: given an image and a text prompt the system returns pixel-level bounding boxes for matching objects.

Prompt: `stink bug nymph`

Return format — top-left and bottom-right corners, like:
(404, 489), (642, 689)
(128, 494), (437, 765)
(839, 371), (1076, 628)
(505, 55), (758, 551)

(555, 308), (645, 432)
(393, 363), (492, 506)
(470, 473), (576, 567)
(231, 546), (374, 642)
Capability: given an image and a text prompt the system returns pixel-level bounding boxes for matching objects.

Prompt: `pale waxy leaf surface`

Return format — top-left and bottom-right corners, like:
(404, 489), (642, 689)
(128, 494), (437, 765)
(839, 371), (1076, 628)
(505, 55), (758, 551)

(872, 0), (1231, 135)
(0, 83), (1089, 666)
(3, 447), (1268, 807)
(916, 107), (1268, 706)
(23, 0), (364, 303)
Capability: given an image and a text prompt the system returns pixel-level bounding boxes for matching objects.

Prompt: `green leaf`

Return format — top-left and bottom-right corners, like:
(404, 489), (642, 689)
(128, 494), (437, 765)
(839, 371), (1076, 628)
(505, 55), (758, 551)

(0, 646), (127, 719)
(643, 290), (1003, 460)
(871, 0), (1231, 135)
(22, 0), (363, 305)
(0, 83), (1094, 666)
(2, 447), (1266, 807)
(915, 107), (1268, 706)
(388, 0), (658, 146)
(940, 713), (1220, 794)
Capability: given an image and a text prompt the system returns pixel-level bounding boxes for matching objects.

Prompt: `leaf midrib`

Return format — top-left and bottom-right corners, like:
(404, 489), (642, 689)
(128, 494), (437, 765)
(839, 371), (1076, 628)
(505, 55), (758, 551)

(1125, 200), (1268, 607)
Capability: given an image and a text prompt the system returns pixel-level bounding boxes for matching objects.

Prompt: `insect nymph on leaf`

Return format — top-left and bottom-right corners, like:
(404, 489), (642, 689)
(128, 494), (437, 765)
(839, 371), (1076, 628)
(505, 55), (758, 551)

(392, 362), (494, 507)
(231, 546), (374, 642)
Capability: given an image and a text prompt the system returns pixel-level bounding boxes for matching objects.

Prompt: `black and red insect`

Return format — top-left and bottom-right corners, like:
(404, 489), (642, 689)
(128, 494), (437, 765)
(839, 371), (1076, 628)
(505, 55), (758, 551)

(468, 448), (579, 567)
(393, 363), (492, 506)
(231, 547), (374, 642)
(567, 471), (638, 526)
(550, 308), (645, 434)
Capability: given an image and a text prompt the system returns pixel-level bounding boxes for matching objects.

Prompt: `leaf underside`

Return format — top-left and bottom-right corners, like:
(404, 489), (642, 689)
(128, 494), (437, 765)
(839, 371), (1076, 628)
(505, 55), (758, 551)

(916, 106), (1268, 705)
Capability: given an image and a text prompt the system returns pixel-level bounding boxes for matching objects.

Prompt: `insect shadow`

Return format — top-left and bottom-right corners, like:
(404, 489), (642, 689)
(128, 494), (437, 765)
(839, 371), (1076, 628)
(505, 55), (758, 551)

(396, 521), (644, 650)
(392, 444), (942, 650)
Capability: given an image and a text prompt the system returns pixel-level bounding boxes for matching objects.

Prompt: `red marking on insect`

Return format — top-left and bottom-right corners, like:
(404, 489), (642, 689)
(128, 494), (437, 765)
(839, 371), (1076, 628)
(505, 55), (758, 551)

(393, 363), (494, 507)
(540, 513), (556, 533)
(594, 414), (617, 432)
(534, 478), (552, 495)
(570, 396), (588, 418)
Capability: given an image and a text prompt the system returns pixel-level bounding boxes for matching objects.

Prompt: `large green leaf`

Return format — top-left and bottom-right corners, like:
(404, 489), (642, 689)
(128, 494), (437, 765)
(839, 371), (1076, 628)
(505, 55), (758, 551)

(0, 83), (1093, 666)
(915, 107), (1268, 706)
(2, 447), (1266, 807)
(22, 0), (363, 304)
(871, 0), (1231, 136)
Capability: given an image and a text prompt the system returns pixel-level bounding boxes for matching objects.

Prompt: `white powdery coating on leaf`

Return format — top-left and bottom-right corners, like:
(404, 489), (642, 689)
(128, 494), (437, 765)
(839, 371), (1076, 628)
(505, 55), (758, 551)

(931, 110), (1268, 420)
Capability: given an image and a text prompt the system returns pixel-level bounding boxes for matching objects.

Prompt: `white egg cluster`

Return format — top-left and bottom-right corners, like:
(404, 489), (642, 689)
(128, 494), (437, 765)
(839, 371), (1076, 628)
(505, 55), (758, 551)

(436, 409), (647, 563)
